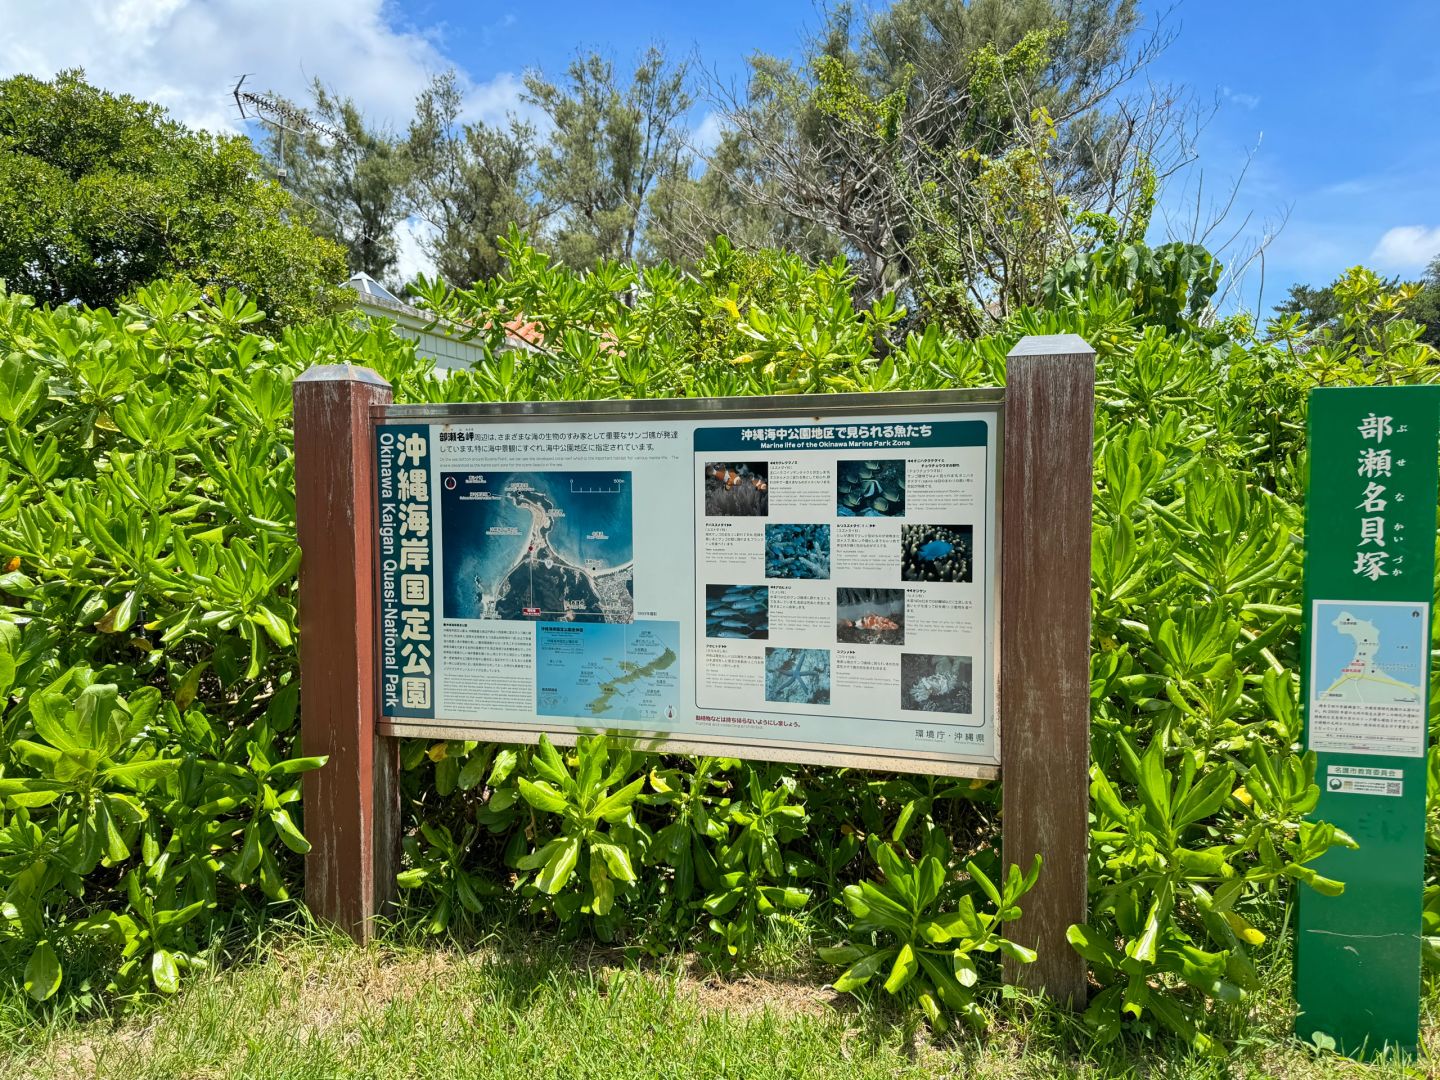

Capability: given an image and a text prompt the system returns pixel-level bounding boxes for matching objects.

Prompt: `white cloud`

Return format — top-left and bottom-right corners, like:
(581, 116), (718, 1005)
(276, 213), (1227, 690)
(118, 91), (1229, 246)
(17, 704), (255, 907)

(393, 217), (437, 289)
(690, 110), (725, 156)
(462, 70), (545, 132)
(0, 0), (525, 135)
(1221, 86), (1261, 111)
(1370, 225), (1440, 271)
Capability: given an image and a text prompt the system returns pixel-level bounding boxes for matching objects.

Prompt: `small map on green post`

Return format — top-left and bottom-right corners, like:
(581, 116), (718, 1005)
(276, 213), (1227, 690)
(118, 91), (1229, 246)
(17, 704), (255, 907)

(1309, 600), (1428, 757)
(535, 621), (680, 722)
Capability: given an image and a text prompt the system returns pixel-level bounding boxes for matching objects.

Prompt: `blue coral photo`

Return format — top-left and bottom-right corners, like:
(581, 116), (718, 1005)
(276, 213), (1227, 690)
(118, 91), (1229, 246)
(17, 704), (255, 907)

(900, 523), (972, 583)
(764, 522), (830, 579)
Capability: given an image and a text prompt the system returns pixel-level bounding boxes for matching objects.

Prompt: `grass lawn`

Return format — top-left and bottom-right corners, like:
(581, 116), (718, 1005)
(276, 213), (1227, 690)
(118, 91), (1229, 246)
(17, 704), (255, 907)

(2, 924), (1437, 1079)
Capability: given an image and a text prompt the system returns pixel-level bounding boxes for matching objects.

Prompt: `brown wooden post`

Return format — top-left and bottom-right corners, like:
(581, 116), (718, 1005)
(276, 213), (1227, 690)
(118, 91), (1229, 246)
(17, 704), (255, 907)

(293, 363), (398, 942)
(1000, 333), (1095, 1004)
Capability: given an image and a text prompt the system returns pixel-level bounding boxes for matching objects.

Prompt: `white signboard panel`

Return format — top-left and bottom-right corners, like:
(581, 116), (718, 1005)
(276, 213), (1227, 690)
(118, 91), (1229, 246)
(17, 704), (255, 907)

(375, 392), (1001, 774)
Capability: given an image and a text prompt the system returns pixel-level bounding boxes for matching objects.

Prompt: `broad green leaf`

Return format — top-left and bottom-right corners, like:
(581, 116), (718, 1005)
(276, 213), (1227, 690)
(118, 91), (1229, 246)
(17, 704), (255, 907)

(267, 755), (329, 776)
(1174, 764), (1235, 828)
(997, 938), (1037, 965)
(489, 748), (519, 785)
(883, 943), (919, 994)
(0, 635), (13, 700)
(97, 591), (141, 634)
(817, 944), (866, 965)
(1066, 922), (1125, 970)
(30, 693), (83, 754)
(593, 776), (645, 823)
(101, 758), (182, 786)
(0, 353), (46, 426)
(833, 947), (894, 992)
(589, 857), (614, 915)
(270, 808), (311, 854)
(252, 605), (293, 647)
(25, 940), (61, 1002)
(151, 949), (180, 994)
(517, 777), (569, 814)
(536, 837), (580, 894)
(592, 841), (637, 883)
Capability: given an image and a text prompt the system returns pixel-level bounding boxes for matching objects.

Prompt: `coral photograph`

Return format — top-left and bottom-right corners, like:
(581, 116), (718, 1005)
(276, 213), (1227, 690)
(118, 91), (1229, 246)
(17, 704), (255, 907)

(900, 524), (973, 583)
(764, 523), (830, 579)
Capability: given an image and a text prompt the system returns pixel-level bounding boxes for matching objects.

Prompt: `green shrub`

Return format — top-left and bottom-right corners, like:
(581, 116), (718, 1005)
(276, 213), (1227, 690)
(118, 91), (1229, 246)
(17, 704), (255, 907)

(1, 237), (1436, 1052)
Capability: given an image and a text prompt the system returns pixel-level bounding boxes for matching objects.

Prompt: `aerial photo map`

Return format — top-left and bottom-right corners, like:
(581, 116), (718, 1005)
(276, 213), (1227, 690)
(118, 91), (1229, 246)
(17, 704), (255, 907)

(1312, 602), (1425, 707)
(440, 470), (634, 622)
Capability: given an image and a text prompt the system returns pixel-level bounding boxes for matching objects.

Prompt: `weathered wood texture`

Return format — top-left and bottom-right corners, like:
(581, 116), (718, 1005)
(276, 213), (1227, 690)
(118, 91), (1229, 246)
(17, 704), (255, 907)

(999, 334), (1095, 1004)
(293, 364), (397, 942)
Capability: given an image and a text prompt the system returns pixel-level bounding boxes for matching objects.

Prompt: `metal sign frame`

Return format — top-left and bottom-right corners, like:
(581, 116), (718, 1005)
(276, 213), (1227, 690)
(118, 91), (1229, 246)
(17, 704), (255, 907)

(372, 387), (1005, 779)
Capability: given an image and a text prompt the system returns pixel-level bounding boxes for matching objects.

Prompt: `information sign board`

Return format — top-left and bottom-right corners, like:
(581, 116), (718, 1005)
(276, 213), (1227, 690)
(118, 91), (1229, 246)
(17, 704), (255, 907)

(374, 391), (1002, 775)
(1296, 385), (1439, 1055)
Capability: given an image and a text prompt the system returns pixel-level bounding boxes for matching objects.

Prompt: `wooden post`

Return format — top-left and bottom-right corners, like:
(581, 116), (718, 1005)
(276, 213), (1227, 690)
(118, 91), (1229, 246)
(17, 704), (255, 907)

(999, 334), (1095, 1004)
(293, 363), (397, 942)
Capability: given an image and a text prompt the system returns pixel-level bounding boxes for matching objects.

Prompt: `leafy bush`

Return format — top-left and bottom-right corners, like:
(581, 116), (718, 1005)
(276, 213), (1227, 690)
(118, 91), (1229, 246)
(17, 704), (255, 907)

(0, 70), (352, 329)
(2, 236), (1436, 1052)
(0, 283), (428, 1002)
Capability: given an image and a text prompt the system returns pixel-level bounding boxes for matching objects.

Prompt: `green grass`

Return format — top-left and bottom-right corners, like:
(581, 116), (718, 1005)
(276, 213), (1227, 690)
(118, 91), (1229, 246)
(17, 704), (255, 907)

(2, 925), (1437, 1079)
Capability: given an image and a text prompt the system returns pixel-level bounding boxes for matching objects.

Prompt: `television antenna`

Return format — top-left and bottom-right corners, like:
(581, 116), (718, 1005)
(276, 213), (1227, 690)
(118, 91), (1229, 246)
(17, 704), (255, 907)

(232, 74), (351, 183)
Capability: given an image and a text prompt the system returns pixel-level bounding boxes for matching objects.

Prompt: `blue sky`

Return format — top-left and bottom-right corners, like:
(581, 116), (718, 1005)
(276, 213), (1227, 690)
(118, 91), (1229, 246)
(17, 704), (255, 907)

(1135, 0), (1440, 308)
(2, 0), (1437, 307)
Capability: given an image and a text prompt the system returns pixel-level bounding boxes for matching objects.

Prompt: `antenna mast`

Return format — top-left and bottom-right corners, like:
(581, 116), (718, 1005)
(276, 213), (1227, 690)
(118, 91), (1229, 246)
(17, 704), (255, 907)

(232, 74), (351, 183)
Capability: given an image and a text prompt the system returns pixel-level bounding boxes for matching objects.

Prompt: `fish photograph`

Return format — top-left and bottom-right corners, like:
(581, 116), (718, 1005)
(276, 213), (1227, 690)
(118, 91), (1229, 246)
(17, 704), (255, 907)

(703, 461), (769, 516)
(836, 587), (905, 645)
(900, 524), (973, 583)
(836, 459), (905, 517)
(704, 584), (769, 639)
(764, 522), (830, 579)
(764, 647), (831, 705)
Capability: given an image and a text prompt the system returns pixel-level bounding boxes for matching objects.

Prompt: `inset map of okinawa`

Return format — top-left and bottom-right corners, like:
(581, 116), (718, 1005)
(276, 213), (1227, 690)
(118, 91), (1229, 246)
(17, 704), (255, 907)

(535, 622), (680, 721)
(441, 471), (633, 622)
(1310, 600), (1428, 757)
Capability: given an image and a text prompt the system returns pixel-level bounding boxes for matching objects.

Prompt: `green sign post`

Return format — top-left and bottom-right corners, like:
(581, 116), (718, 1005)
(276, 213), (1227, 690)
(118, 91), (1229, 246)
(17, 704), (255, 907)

(1296, 386), (1439, 1055)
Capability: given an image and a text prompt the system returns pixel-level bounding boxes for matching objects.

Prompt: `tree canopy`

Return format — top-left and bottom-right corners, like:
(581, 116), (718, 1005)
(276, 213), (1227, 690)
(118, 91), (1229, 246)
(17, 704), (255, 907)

(0, 70), (351, 327)
(257, 1), (1183, 334)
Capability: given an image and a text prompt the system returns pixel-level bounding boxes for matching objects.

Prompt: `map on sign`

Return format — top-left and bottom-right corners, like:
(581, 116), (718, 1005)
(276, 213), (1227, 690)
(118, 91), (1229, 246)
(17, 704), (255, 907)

(1309, 599), (1429, 758)
(535, 621), (680, 721)
(440, 470), (634, 623)
(1313, 602), (1425, 706)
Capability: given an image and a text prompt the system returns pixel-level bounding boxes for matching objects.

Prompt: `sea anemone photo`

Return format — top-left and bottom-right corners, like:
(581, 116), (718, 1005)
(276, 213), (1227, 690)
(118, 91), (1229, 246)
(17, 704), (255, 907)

(704, 462), (768, 516)
(900, 653), (972, 713)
